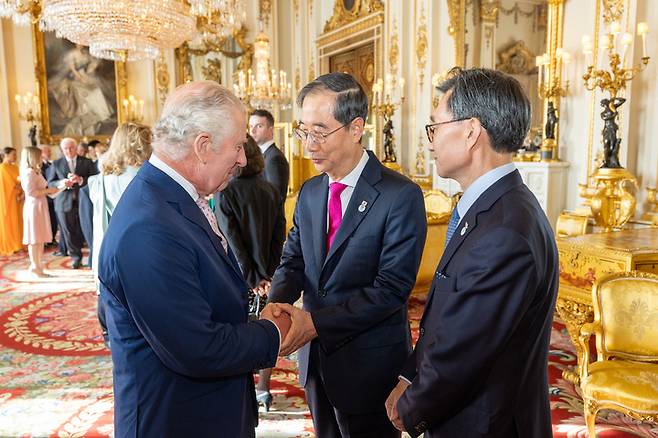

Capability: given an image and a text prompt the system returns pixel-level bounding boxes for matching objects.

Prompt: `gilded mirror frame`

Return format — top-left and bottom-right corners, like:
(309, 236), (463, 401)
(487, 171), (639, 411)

(446, 0), (566, 160)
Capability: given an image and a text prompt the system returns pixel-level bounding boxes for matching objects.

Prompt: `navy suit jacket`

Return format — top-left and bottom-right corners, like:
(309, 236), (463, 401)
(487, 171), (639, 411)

(269, 150), (427, 413)
(98, 161), (279, 438)
(262, 143), (289, 202)
(398, 170), (558, 438)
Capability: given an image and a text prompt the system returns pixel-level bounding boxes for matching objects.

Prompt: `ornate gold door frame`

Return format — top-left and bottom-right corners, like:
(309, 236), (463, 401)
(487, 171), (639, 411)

(317, 4), (385, 158)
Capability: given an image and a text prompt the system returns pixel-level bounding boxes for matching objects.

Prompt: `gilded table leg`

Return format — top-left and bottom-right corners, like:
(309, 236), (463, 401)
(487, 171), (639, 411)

(555, 297), (593, 385)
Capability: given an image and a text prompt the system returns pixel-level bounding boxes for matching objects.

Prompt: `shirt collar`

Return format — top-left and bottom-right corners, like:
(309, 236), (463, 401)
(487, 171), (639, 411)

(327, 149), (369, 188)
(149, 153), (199, 202)
(456, 162), (516, 220)
(259, 139), (275, 155)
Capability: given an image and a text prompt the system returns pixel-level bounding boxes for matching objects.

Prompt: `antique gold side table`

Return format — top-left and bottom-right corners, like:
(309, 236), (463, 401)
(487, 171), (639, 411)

(557, 227), (658, 384)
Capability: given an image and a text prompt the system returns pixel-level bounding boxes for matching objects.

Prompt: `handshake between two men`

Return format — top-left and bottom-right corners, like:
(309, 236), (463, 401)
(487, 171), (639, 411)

(259, 303), (316, 356)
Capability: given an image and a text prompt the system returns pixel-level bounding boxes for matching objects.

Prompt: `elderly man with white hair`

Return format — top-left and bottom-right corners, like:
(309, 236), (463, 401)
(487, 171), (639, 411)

(47, 137), (98, 268)
(98, 81), (291, 438)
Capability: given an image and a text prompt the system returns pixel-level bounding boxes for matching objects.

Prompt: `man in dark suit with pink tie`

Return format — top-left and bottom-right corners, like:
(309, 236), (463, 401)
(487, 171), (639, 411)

(267, 72), (427, 437)
(386, 68), (559, 438)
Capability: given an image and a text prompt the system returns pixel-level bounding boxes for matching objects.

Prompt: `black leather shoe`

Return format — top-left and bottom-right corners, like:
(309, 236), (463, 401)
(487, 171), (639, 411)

(256, 390), (272, 412)
(53, 251), (68, 257)
(71, 259), (82, 269)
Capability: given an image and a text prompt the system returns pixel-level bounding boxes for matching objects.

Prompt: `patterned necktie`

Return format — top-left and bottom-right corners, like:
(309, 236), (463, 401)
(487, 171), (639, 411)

(195, 197), (228, 253)
(445, 208), (460, 248)
(327, 182), (348, 251)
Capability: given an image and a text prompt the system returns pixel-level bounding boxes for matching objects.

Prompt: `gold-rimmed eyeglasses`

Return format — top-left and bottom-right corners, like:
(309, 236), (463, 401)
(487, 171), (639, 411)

(293, 120), (353, 144)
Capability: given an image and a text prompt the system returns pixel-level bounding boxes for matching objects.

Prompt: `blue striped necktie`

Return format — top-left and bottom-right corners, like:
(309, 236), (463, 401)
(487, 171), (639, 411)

(445, 208), (460, 248)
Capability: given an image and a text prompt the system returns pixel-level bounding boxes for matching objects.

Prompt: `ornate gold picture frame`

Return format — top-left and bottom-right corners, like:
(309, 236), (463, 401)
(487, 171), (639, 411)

(32, 24), (127, 145)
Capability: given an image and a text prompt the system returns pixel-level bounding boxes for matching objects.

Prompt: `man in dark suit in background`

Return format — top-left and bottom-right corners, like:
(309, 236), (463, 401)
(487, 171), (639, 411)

(249, 109), (289, 201)
(385, 68), (558, 438)
(99, 81), (292, 437)
(47, 138), (98, 269)
(268, 73), (427, 437)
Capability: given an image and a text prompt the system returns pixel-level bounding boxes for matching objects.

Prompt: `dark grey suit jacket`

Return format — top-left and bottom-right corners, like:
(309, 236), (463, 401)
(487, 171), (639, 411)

(269, 150), (427, 414)
(398, 170), (558, 438)
(262, 143), (289, 202)
(47, 156), (98, 213)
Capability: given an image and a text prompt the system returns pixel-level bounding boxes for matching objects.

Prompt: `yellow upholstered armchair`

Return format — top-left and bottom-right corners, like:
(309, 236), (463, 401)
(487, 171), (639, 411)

(578, 271), (658, 436)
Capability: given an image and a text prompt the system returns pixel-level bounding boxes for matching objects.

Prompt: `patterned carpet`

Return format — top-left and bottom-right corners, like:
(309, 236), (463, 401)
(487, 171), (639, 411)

(0, 249), (656, 437)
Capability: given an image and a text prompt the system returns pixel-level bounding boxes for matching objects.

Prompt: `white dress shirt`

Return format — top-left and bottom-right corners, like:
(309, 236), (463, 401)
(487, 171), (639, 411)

(149, 153), (200, 202)
(326, 149), (369, 231)
(259, 139), (275, 155)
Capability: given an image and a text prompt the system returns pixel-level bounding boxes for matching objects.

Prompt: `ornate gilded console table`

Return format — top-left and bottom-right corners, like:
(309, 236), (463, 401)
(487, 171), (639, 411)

(557, 227), (658, 383)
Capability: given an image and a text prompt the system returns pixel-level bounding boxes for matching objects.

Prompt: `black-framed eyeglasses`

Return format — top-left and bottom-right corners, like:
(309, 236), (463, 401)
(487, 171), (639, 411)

(293, 120), (353, 144)
(424, 118), (470, 143)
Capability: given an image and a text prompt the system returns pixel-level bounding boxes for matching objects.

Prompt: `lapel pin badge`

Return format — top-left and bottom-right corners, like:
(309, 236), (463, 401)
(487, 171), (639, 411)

(358, 200), (367, 212)
(460, 221), (469, 236)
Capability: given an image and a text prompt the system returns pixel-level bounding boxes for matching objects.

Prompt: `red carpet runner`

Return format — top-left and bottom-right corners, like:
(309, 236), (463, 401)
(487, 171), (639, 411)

(0, 250), (656, 437)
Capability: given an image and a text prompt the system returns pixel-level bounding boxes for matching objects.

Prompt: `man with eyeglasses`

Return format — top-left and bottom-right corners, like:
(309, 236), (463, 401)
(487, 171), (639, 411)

(267, 72), (427, 437)
(385, 68), (558, 438)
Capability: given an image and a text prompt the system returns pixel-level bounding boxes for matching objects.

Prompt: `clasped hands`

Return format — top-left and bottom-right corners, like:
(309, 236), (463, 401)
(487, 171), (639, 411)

(260, 303), (317, 356)
(64, 173), (83, 188)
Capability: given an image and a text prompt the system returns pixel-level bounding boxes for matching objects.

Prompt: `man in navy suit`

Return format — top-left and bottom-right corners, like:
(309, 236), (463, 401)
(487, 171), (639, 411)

(98, 81), (291, 438)
(385, 68), (559, 437)
(268, 72), (427, 437)
(249, 108), (290, 202)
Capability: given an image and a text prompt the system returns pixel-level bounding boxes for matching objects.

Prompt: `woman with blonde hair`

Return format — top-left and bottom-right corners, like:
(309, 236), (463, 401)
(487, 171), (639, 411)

(20, 147), (59, 276)
(88, 122), (151, 345)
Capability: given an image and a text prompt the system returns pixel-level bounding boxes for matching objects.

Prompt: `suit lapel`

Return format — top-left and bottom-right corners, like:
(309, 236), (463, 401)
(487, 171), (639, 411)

(310, 175), (329, 271)
(178, 201), (241, 274)
(56, 158), (67, 178)
(323, 177), (379, 266)
(422, 170), (525, 318)
(140, 162), (243, 278)
(322, 151), (382, 268)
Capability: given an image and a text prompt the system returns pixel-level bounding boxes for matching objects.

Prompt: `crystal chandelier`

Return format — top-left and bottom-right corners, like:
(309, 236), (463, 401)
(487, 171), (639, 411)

(190, 0), (247, 49)
(234, 29), (292, 110)
(0, 0), (40, 26)
(40, 0), (196, 61)
(1, 0), (247, 62)
(190, 0), (245, 36)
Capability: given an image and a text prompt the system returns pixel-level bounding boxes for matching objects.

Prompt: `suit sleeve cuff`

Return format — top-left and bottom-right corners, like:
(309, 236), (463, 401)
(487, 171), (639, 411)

(263, 319), (282, 357)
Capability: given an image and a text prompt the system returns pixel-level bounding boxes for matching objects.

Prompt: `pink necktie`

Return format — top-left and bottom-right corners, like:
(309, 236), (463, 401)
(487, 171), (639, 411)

(196, 197), (228, 253)
(327, 182), (348, 251)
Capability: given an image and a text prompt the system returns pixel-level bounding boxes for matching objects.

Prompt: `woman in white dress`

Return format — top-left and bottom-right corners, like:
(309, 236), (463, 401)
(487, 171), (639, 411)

(88, 122), (151, 344)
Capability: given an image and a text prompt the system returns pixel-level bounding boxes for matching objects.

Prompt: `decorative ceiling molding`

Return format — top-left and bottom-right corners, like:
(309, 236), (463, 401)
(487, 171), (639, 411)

(323, 0), (384, 33)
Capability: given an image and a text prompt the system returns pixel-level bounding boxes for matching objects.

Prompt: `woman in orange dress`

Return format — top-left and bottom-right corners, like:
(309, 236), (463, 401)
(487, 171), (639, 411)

(0, 147), (24, 256)
(20, 147), (59, 276)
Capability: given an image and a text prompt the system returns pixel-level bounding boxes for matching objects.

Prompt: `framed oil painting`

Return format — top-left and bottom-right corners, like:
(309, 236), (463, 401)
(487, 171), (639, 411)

(32, 24), (127, 145)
